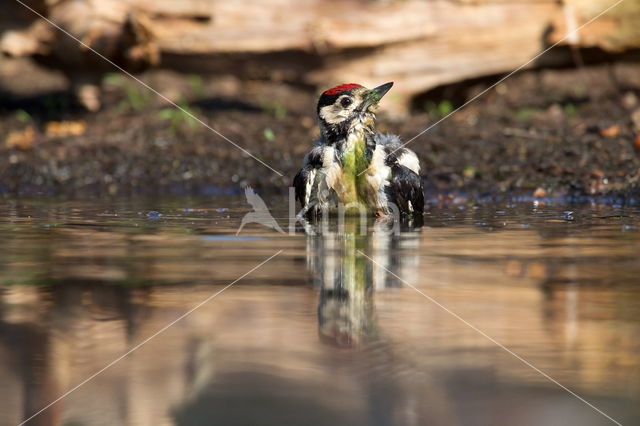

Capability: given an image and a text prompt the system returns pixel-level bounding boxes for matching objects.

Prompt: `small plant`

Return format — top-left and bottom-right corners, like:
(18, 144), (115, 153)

(188, 75), (205, 97)
(515, 107), (535, 122)
(263, 128), (275, 141)
(124, 87), (153, 111)
(15, 109), (32, 124)
(103, 72), (127, 87)
(564, 103), (577, 117)
(158, 100), (199, 134)
(262, 101), (287, 120)
(106, 73), (153, 112)
(424, 100), (454, 118)
(463, 166), (476, 179)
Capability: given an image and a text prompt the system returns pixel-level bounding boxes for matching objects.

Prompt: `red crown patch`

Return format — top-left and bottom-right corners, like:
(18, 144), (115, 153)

(323, 83), (363, 96)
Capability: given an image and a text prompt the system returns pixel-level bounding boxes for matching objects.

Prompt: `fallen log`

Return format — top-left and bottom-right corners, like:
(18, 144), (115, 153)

(1, 0), (639, 111)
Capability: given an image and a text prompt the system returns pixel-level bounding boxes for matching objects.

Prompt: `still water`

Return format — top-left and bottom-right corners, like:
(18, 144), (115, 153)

(1, 196), (639, 426)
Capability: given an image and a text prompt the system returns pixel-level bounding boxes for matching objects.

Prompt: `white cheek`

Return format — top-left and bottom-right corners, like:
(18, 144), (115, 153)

(320, 104), (356, 124)
(319, 106), (342, 124)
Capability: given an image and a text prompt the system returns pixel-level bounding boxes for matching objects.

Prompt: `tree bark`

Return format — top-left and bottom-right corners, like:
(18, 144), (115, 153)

(1, 0), (639, 107)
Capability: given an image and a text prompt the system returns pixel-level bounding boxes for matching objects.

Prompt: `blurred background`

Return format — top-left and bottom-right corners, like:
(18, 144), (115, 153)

(1, 0), (640, 197)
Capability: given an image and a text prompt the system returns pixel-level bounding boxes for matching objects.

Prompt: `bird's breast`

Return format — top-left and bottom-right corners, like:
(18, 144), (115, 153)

(331, 139), (389, 210)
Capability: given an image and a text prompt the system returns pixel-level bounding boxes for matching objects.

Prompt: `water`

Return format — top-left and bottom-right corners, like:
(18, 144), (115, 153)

(1, 197), (639, 426)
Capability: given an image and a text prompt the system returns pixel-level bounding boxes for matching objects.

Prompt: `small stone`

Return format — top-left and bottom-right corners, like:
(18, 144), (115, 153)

(146, 211), (162, 219)
(76, 83), (101, 112)
(547, 104), (564, 119)
(622, 92), (638, 109)
(532, 187), (547, 198)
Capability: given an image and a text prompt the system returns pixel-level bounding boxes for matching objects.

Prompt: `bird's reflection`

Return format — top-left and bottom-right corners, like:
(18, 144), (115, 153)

(303, 216), (422, 347)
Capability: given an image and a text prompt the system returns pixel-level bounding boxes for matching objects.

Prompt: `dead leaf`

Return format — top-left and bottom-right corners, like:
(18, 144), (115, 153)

(526, 261), (547, 279)
(505, 260), (523, 277)
(5, 126), (36, 149)
(635, 134), (640, 152)
(532, 187), (547, 197)
(599, 124), (619, 138)
(45, 120), (87, 138)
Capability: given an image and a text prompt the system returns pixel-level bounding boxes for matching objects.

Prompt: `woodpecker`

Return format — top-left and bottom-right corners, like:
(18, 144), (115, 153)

(293, 82), (424, 218)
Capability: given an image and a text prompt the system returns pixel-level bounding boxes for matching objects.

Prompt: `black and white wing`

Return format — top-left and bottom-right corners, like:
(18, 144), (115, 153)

(374, 132), (424, 215)
(386, 163), (424, 215)
(292, 145), (323, 211)
(373, 132), (420, 175)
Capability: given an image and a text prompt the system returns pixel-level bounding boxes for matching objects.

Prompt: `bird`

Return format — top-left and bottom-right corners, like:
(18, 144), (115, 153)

(236, 187), (284, 235)
(293, 82), (424, 219)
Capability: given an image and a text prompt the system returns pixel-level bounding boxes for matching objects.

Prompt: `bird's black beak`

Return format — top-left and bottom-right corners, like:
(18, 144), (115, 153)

(364, 82), (394, 108)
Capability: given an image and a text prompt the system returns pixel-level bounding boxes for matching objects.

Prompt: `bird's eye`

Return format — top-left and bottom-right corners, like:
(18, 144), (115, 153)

(340, 97), (353, 108)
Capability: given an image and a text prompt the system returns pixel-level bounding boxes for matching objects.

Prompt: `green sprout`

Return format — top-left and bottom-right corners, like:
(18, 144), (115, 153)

(262, 101), (287, 120)
(125, 87), (153, 111)
(158, 101), (199, 134)
(463, 166), (476, 179)
(263, 128), (275, 141)
(103, 72), (127, 87)
(188, 75), (205, 96)
(15, 109), (32, 123)
(424, 100), (454, 118)
(564, 103), (577, 117)
(516, 107), (535, 122)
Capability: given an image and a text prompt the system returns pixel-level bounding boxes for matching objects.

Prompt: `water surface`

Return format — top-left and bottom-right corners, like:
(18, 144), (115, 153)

(1, 197), (639, 426)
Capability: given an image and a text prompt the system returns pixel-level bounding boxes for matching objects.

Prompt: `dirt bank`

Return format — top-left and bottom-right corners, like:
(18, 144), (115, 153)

(1, 62), (640, 199)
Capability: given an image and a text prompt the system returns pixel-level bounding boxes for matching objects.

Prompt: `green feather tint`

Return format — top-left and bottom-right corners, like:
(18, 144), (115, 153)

(341, 138), (369, 208)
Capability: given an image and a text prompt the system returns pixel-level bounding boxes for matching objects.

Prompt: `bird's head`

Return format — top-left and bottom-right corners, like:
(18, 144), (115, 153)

(316, 82), (393, 141)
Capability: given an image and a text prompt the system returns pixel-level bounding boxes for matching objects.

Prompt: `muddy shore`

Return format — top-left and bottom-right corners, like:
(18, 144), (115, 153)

(1, 62), (640, 201)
